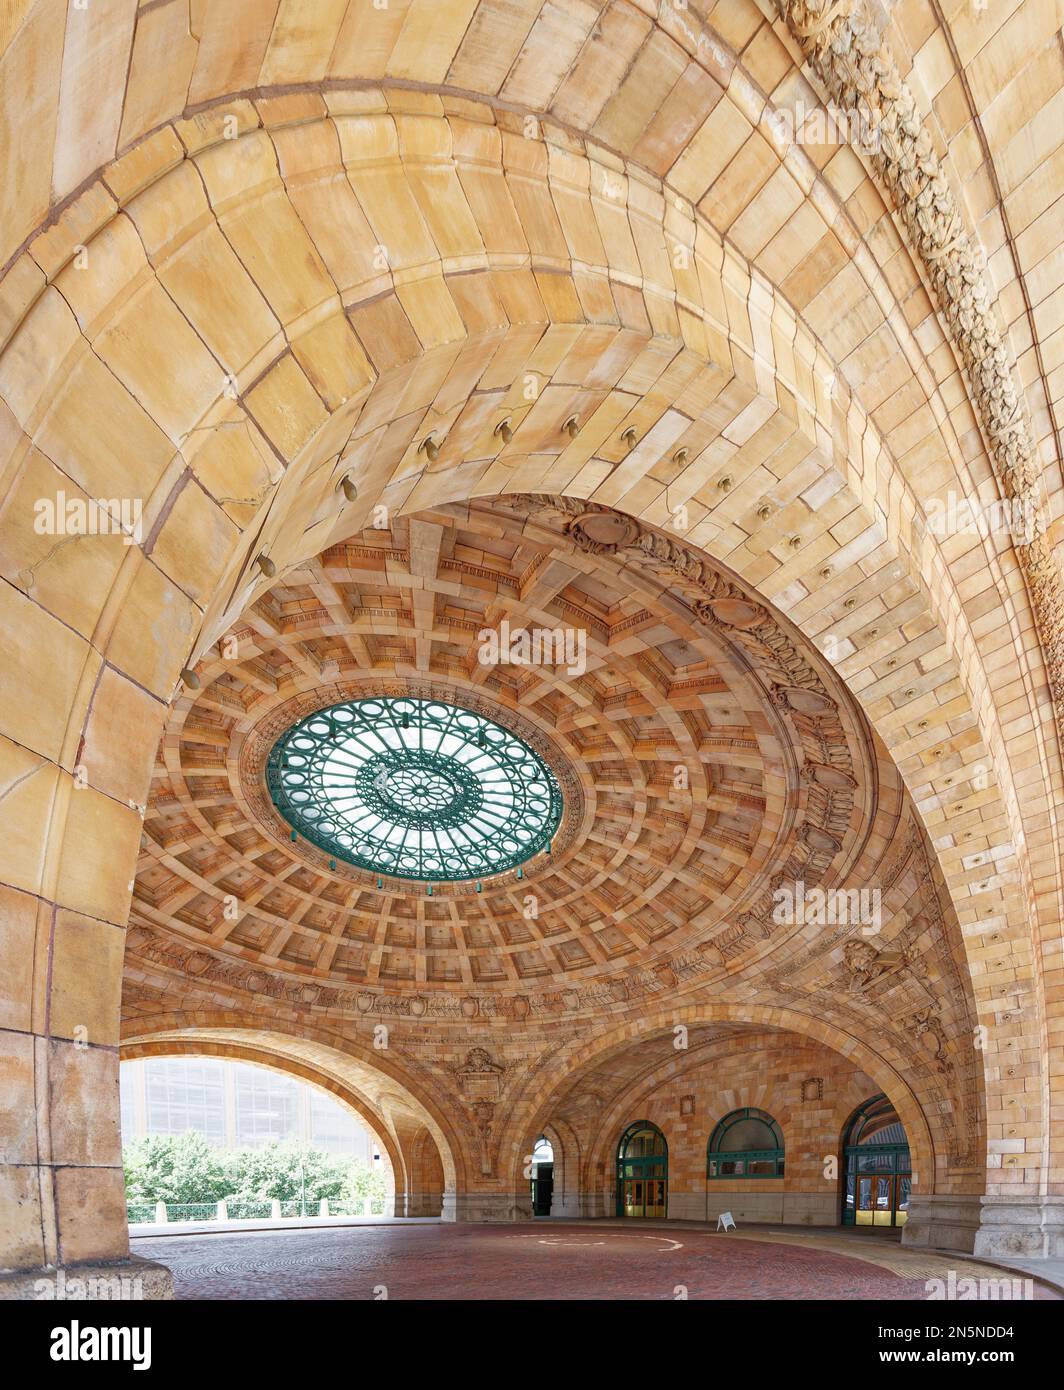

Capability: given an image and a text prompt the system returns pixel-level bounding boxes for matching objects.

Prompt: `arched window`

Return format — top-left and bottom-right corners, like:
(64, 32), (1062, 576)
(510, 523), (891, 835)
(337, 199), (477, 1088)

(845, 1094), (909, 1150)
(532, 1135), (554, 1165)
(707, 1108), (784, 1178)
(616, 1122), (668, 1218)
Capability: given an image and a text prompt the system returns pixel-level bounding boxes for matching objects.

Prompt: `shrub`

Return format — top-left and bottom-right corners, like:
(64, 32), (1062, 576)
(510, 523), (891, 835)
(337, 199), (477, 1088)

(123, 1135), (376, 1210)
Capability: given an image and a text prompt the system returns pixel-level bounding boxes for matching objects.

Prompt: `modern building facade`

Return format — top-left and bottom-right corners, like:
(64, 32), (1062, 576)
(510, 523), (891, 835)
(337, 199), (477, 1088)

(1, 0), (1063, 1303)
(120, 1057), (379, 1162)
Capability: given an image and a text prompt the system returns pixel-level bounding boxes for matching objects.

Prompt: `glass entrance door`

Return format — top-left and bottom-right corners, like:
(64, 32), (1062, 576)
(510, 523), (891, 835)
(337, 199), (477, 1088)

(853, 1174), (910, 1227)
(841, 1095), (912, 1229)
(856, 1176), (889, 1227)
(645, 1179), (666, 1218)
(623, 1177), (666, 1218)
(895, 1174), (910, 1226)
(616, 1123), (668, 1218)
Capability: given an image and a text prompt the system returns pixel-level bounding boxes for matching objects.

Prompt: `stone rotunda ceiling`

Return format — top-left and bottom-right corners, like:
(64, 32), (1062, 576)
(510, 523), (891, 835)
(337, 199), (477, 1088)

(131, 494), (923, 1007)
(126, 496), (984, 1167)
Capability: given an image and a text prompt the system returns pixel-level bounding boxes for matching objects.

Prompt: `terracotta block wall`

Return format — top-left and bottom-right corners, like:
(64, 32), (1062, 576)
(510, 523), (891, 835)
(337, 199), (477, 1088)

(405, 1125), (445, 1218)
(591, 1033), (883, 1227)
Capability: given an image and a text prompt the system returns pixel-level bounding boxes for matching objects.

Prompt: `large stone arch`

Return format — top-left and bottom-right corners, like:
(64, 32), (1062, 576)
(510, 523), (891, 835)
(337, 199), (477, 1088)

(125, 487), (990, 1237)
(119, 1015), (464, 1200)
(119, 1036), (404, 1207)
(498, 1001), (937, 1205)
(575, 1029), (931, 1232)
(1, 2), (1061, 1283)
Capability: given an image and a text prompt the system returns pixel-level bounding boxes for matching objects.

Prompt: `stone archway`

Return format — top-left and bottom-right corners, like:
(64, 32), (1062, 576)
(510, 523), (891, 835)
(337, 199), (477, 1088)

(119, 1037), (404, 1214)
(404, 1125), (445, 1219)
(519, 1119), (580, 1220)
(119, 1016), (464, 1204)
(1, 4), (1061, 1288)
(501, 1003), (940, 1228)
(124, 492), (989, 1237)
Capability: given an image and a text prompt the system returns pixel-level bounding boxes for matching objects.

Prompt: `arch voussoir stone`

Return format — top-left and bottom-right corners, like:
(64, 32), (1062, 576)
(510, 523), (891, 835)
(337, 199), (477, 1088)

(1, 2), (1062, 1290)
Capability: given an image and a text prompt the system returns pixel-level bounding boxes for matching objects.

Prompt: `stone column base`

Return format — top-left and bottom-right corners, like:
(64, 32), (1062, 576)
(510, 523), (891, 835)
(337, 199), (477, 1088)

(0, 1255), (174, 1301)
(441, 1193), (534, 1222)
(578, 1193), (611, 1219)
(904, 1195), (1064, 1258)
(972, 1197), (1064, 1259)
(902, 1195), (982, 1252)
(549, 1195), (584, 1218)
(404, 1192), (445, 1217)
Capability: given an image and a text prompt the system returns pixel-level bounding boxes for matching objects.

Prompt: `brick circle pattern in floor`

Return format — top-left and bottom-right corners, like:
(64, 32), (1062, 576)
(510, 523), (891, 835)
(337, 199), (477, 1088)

(131, 1225), (1060, 1302)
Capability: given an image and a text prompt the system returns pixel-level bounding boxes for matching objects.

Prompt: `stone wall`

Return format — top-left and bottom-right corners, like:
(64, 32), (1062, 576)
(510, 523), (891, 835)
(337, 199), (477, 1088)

(2, 0), (1063, 1294)
(582, 1032), (882, 1227)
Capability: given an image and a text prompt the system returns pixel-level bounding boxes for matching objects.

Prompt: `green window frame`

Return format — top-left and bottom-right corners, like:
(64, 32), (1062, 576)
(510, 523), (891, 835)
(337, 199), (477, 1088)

(615, 1121), (668, 1217)
(840, 1094), (911, 1227)
(707, 1107), (785, 1178)
(267, 696), (563, 883)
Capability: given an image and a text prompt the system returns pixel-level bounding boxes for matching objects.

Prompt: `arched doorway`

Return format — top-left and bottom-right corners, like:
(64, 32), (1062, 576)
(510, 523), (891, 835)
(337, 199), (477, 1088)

(616, 1122), (668, 1219)
(841, 1096), (912, 1230)
(530, 1136), (554, 1217)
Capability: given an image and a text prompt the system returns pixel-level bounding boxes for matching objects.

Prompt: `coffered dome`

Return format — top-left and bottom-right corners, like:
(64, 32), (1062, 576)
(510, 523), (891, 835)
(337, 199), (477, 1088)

(131, 496), (899, 1012)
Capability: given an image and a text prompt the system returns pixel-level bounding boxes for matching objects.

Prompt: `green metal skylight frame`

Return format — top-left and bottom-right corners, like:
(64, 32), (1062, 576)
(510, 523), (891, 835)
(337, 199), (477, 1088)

(266, 696), (563, 883)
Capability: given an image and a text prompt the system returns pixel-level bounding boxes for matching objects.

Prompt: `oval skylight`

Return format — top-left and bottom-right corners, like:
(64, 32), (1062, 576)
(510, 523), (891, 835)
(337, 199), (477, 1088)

(266, 697), (563, 883)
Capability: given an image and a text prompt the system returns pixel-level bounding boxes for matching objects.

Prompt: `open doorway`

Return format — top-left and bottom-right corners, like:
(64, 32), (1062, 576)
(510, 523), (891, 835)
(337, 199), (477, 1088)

(530, 1135), (554, 1216)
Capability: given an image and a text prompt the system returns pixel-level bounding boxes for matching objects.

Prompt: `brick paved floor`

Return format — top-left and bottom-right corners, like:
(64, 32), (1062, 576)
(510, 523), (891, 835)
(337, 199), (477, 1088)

(131, 1222), (1061, 1301)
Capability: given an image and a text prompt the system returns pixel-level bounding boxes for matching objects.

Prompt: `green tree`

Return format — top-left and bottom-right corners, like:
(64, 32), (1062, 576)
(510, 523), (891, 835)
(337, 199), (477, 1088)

(222, 1142), (349, 1206)
(123, 1132), (228, 1205)
(341, 1158), (389, 1214)
(123, 1135), (386, 1213)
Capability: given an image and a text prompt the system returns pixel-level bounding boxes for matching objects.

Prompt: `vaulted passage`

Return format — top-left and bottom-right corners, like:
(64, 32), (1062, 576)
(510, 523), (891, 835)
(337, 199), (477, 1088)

(1, 0), (1063, 1312)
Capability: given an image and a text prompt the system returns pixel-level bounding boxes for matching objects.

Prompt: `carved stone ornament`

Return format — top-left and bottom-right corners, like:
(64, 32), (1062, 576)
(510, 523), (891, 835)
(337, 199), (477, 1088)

(457, 1047), (503, 1076)
(842, 939), (907, 994)
(779, 0), (1064, 735)
(568, 510), (640, 551)
(456, 1048), (504, 1101)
